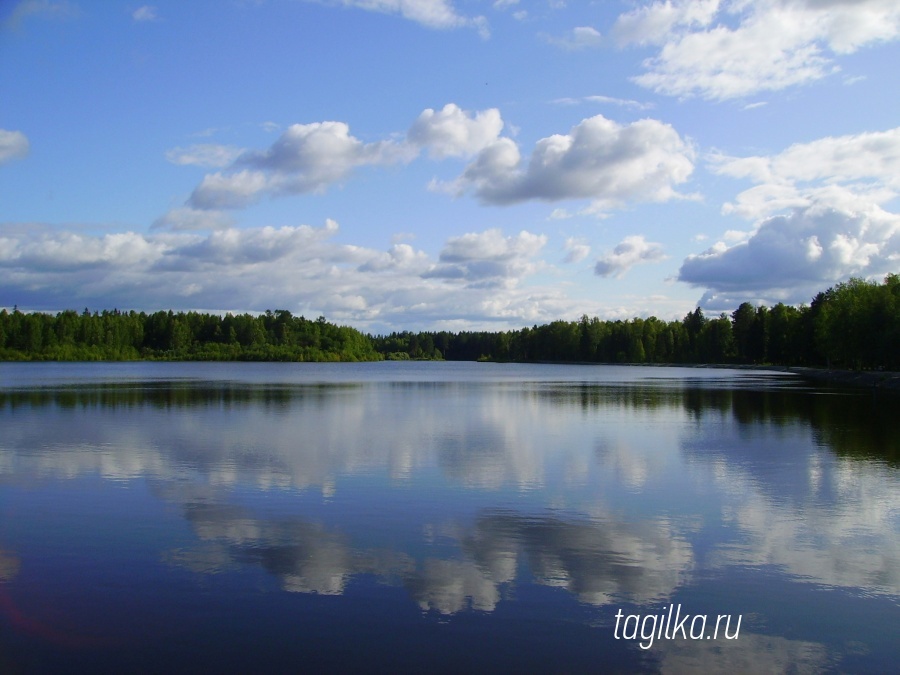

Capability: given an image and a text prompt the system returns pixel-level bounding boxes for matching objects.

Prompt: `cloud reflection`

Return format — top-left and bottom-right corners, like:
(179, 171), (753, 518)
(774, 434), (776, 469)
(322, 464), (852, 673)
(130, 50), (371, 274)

(164, 496), (693, 615)
(655, 631), (829, 675)
(2, 375), (898, 611)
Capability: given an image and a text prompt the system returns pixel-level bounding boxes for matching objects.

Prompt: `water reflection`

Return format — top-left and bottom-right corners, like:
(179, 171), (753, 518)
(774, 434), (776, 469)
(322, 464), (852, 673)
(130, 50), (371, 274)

(1, 366), (898, 671)
(653, 632), (830, 674)
(163, 496), (693, 614)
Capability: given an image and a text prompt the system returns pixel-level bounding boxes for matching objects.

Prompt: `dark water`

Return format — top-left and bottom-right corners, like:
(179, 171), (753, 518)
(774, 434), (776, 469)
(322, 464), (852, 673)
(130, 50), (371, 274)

(0, 362), (897, 673)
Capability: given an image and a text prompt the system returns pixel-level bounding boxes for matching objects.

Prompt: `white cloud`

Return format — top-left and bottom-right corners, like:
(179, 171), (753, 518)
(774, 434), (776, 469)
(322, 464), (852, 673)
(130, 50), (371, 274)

(187, 121), (411, 209)
(132, 5), (159, 22)
(240, 120), (408, 177)
(327, 0), (489, 37)
(175, 108), (693, 218)
(0, 230), (166, 271)
(707, 125), (900, 230)
(594, 235), (667, 278)
(0, 222), (584, 330)
(408, 104), (503, 158)
(562, 237), (590, 263)
(424, 228), (547, 287)
(615, 0), (900, 100)
(613, 0), (720, 46)
(691, 125), (900, 307)
(451, 114), (695, 212)
(357, 243), (430, 272)
(543, 26), (603, 50)
(722, 229), (750, 242)
(713, 126), (900, 193)
(165, 144), (244, 168)
(678, 202), (900, 307)
(0, 129), (29, 165)
(190, 169), (272, 210)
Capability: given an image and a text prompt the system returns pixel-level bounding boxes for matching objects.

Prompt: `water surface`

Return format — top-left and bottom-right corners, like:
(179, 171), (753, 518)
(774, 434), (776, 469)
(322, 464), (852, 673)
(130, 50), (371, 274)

(1, 362), (897, 673)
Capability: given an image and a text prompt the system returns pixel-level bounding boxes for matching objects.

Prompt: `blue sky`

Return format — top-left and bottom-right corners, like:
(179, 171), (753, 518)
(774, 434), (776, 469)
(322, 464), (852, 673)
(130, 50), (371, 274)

(1, 0), (899, 332)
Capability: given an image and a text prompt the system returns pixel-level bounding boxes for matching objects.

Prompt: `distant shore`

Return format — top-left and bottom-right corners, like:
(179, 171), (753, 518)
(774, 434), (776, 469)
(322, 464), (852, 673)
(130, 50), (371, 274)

(693, 363), (900, 391)
(675, 363), (900, 390)
(783, 367), (900, 390)
(530, 361), (900, 391)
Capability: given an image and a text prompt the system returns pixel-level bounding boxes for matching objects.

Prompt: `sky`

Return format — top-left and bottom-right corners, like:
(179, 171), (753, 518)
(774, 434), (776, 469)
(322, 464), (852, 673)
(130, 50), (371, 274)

(1, 0), (899, 333)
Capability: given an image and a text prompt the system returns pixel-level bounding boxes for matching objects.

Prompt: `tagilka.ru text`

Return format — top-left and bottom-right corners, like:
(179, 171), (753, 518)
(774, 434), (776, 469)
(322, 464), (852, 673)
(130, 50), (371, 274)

(614, 605), (742, 650)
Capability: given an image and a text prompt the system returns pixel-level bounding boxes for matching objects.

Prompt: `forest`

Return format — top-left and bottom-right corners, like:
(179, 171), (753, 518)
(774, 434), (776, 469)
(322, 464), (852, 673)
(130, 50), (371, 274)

(1, 275), (898, 370)
(0, 309), (380, 362)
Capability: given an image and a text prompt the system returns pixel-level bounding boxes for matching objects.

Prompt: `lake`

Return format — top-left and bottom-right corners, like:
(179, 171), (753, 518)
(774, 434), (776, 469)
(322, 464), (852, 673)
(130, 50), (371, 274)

(0, 361), (897, 673)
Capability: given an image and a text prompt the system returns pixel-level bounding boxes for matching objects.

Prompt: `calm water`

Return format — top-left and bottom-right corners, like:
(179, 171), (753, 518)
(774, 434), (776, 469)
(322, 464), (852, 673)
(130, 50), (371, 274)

(0, 362), (897, 673)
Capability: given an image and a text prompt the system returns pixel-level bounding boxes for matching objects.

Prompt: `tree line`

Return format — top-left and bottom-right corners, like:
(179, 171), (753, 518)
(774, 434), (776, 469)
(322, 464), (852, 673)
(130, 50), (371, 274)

(371, 275), (900, 370)
(0, 309), (380, 362)
(1, 275), (898, 369)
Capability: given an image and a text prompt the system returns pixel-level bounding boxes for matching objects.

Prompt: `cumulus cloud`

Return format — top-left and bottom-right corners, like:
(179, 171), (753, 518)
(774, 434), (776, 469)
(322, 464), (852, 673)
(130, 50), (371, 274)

(173, 107), (691, 218)
(171, 105), (509, 213)
(450, 114), (695, 212)
(594, 235), (667, 278)
(678, 202), (900, 307)
(326, 0), (489, 37)
(187, 121), (410, 209)
(239, 121), (405, 175)
(408, 104), (503, 158)
(0, 222), (579, 329)
(357, 243), (429, 272)
(612, 0), (719, 46)
(615, 0), (900, 100)
(189, 170), (272, 210)
(0, 129), (29, 165)
(684, 124), (900, 308)
(423, 228), (547, 288)
(713, 126), (900, 186)
(711, 126), (900, 219)
(562, 237), (590, 263)
(0, 230), (165, 272)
